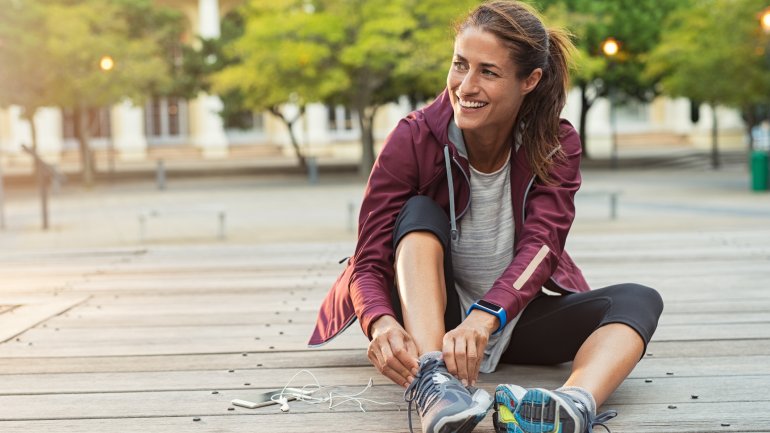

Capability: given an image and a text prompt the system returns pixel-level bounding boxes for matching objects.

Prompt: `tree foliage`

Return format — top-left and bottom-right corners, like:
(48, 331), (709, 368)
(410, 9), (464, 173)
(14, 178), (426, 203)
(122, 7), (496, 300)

(646, 0), (770, 167)
(536, 0), (683, 156)
(215, 0), (478, 175)
(0, 0), (187, 184)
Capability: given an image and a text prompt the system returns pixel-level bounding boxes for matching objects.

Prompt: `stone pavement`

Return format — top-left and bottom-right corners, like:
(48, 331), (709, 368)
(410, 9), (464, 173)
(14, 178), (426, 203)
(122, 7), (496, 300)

(0, 155), (767, 252)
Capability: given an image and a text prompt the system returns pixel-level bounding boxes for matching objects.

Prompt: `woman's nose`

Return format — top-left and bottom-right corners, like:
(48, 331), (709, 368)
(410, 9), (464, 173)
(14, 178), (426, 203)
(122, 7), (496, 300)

(458, 72), (478, 95)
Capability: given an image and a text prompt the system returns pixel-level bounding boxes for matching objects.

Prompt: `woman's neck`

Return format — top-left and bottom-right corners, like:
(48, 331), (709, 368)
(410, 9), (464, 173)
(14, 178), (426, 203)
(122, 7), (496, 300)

(463, 127), (514, 173)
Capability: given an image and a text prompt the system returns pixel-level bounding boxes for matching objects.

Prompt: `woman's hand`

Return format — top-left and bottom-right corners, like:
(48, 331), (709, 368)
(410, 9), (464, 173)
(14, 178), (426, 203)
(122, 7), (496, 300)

(442, 310), (498, 386)
(367, 315), (420, 388)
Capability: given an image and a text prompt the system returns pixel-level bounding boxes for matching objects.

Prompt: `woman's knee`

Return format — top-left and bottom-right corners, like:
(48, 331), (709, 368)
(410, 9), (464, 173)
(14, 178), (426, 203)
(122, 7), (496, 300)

(600, 283), (663, 342)
(393, 195), (451, 251)
(622, 283), (663, 317)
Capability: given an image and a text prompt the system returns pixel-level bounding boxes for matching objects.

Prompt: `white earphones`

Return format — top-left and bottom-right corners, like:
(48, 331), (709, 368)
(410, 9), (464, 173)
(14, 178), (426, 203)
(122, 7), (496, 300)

(277, 396), (290, 413)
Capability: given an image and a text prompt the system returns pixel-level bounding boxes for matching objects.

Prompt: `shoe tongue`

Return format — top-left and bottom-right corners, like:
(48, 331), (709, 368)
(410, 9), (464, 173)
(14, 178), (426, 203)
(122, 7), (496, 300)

(432, 371), (451, 384)
(419, 351), (443, 363)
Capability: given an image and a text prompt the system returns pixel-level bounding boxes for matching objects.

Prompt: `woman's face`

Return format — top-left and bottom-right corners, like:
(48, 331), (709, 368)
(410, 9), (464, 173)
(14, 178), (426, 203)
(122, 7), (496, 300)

(447, 27), (541, 135)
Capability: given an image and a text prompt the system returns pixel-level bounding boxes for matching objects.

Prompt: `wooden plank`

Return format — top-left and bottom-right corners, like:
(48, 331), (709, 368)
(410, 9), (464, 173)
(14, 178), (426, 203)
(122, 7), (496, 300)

(0, 378), (767, 431)
(0, 349), (370, 375)
(0, 361), (767, 398)
(0, 404), (766, 433)
(39, 308), (768, 329)
(0, 296), (89, 343)
(646, 339), (770, 358)
(12, 319), (770, 347)
(0, 331), (369, 358)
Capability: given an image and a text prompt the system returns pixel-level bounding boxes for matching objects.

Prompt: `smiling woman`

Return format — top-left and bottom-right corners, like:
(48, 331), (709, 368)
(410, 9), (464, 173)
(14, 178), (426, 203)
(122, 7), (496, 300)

(310, 2), (663, 433)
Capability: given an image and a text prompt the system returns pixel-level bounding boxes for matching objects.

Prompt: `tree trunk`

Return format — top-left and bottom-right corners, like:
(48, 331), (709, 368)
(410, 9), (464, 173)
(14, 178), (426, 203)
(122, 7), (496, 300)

(356, 104), (379, 177)
(269, 106), (306, 169)
(22, 107), (39, 177)
(75, 106), (95, 186)
(710, 103), (720, 170)
(578, 85), (593, 159)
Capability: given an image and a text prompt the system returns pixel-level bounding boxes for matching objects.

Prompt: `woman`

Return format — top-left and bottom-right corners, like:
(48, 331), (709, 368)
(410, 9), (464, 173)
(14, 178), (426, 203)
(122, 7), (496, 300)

(309, 2), (663, 433)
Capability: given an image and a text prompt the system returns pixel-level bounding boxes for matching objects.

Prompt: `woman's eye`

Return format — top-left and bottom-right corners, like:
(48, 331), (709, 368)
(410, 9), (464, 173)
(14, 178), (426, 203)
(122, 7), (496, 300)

(453, 62), (467, 71)
(482, 69), (498, 77)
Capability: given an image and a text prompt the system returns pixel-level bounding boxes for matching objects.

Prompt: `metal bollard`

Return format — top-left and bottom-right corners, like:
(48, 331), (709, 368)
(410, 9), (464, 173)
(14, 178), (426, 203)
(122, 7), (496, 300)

(347, 200), (356, 233)
(307, 157), (318, 185)
(156, 159), (166, 190)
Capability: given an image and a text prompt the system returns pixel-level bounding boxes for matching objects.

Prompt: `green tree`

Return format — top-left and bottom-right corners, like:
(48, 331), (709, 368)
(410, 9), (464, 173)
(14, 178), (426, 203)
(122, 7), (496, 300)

(0, 0), (56, 164)
(213, 1), (346, 169)
(216, 0), (478, 175)
(538, 0), (682, 157)
(647, 0), (770, 169)
(0, 0), (185, 185)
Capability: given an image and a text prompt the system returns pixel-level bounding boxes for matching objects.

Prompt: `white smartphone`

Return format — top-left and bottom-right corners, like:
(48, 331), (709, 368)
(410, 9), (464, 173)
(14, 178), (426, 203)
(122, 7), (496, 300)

(231, 388), (313, 409)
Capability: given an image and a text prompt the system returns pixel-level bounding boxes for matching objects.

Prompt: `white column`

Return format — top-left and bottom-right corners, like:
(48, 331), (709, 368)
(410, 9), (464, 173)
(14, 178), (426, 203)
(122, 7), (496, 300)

(305, 103), (330, 147)
(199, 0), (221, 38)
(190, 0), (228, 158)
(111, 99), (147, 161)
(33, 107), (63, 163)
(584, 96), (613, 158)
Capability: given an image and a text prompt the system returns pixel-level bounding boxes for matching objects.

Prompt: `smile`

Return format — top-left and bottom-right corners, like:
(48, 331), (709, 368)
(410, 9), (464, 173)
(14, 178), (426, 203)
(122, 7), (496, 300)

(458, 98), (488, 109)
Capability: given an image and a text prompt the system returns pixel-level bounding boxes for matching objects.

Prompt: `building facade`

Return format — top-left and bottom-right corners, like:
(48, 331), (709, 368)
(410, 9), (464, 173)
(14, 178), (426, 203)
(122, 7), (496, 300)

(0, 0), (749, 171)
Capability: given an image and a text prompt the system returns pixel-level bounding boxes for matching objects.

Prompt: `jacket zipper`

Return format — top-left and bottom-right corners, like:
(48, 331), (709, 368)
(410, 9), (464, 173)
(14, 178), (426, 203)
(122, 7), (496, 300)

(451, 155), (472, 219)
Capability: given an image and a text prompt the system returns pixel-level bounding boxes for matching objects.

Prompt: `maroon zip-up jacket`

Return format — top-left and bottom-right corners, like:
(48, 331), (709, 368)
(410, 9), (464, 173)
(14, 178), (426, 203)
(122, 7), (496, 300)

(308, 89), (589, 347)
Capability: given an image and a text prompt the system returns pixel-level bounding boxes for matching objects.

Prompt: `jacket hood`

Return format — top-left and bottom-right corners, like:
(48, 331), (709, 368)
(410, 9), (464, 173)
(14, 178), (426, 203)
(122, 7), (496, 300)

(419, 88), (454, 149)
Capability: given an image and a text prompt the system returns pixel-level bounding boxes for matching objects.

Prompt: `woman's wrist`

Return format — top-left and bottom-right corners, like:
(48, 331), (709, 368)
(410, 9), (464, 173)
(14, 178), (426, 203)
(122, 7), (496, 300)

(370, 314), (400, 338)
(466, 309), (499, 335)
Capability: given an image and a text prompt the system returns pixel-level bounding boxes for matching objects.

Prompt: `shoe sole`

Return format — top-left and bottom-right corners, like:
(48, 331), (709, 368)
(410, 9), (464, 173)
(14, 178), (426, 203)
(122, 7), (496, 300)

(514, 388), (580, 433)
(493, 385), (525, 433)
(433, 388), (493, 433)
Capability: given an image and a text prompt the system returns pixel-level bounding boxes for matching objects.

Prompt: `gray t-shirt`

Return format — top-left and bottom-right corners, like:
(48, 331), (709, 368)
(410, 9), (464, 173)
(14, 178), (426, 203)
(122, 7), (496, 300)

(448, 121), (523, 373)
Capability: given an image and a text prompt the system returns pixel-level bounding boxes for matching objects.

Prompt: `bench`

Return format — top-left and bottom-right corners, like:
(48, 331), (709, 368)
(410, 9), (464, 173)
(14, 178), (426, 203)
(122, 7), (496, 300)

(578, 190), (622, 220)
(137, 207), (226, 241)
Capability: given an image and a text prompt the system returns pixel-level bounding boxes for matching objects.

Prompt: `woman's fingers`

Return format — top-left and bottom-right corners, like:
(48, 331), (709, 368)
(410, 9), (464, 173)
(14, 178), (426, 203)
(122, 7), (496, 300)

(367, 328), (418, 387)
(472, 338), (486, 385)
(443, 327), (488, 386)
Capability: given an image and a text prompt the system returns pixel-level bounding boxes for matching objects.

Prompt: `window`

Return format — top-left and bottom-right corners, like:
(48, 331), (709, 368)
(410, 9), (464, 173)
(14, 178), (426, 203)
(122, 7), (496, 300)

(145, 97), (188, 144)
(224, 110), (266, 145)
(327, 104), (358, 139)
(225, 110), (264, 131)
(62, 107), (111, 139)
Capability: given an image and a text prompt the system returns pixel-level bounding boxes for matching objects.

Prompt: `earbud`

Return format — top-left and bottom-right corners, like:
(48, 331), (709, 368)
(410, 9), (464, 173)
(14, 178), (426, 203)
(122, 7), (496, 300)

(278, 396), (290, 413)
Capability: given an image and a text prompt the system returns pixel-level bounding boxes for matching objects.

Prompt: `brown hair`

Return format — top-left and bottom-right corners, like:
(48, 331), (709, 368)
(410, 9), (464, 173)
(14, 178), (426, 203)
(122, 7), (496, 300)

(456, 0), (575, 182)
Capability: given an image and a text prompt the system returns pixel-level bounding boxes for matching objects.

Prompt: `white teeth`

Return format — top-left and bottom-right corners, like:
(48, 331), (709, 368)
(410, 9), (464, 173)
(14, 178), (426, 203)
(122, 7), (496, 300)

(458, 98), (487, 108)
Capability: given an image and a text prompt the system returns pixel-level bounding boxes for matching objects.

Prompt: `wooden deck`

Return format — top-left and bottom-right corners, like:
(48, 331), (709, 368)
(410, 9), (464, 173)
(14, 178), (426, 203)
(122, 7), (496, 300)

(0, 229), (769, 433)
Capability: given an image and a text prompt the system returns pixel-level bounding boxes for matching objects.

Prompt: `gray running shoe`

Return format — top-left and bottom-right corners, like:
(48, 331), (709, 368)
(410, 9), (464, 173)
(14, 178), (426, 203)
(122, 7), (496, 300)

(404, 356), (493, 433)
(514, 388), (617, 433)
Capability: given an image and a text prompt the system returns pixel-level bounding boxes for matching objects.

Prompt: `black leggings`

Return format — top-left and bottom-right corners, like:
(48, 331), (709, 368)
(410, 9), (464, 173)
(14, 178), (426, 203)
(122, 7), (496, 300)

(390, 195), (664, 365)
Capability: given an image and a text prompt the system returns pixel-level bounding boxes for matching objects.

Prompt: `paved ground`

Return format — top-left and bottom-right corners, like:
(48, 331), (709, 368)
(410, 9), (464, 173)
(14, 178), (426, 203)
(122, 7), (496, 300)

(0, 154), (766, 251)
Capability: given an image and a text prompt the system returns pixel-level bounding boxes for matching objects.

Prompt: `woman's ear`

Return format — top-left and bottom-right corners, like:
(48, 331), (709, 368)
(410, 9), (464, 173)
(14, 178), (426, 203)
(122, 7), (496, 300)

(521, 68), (543, 95)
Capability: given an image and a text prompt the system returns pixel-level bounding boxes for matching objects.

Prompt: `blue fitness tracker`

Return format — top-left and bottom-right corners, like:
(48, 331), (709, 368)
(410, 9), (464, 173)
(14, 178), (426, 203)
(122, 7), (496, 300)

(467, 299), (507, 335)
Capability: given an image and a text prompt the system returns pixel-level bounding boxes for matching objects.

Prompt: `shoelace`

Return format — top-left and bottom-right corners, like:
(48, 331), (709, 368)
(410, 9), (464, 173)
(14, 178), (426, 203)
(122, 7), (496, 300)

(573, 398), (618, 433)
(404, 358), (443, 433)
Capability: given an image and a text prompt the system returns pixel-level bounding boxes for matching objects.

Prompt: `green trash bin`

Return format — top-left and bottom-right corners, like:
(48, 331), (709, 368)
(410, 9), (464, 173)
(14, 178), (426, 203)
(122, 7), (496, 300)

(751, 150), (769, 191)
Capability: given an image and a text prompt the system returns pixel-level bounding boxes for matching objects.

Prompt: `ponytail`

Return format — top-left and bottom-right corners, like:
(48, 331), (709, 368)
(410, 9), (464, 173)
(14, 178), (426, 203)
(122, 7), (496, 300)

(517, 27), (575, 183)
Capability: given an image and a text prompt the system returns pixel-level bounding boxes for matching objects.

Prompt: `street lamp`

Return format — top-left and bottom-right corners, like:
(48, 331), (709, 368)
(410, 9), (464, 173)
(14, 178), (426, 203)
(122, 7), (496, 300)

(761, 7), (770, 33)
(602, 38), (619, 57)
(99, 55), (114, 72)
(602, 37), (619, 169)
(99, 55), (116, 175)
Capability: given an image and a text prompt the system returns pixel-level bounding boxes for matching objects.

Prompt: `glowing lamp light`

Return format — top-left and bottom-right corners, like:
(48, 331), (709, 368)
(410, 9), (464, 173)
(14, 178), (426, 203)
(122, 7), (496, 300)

(761, 8), (770, 33)
(99, 55), (115, 71)
(602, 38), (619, 57)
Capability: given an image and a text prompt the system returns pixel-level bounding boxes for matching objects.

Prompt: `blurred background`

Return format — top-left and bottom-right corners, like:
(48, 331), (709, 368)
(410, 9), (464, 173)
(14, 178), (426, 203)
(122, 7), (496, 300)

(0, 0), (769, 249)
